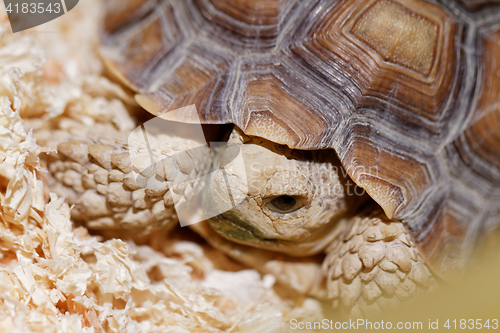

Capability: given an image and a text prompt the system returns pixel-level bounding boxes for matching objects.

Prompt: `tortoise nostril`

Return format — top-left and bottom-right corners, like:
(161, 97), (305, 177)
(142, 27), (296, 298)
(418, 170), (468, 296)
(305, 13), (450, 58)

(267, 195), (303, 213)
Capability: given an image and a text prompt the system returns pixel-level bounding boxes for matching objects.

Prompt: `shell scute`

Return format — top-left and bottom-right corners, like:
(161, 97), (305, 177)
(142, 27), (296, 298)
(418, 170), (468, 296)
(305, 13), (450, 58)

(136, 46), (232, 124)
(103, 1), (184, 90)
(192, 0), (290, 49)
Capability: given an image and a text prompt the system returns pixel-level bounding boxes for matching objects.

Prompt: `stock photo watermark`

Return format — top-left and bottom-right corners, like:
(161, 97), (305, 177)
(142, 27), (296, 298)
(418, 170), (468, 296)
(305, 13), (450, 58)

(290, 318), (499, 330)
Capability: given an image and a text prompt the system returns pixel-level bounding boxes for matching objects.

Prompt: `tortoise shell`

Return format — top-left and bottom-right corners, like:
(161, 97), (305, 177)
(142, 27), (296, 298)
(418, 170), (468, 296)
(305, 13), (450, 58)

(101, 0), (500, 275)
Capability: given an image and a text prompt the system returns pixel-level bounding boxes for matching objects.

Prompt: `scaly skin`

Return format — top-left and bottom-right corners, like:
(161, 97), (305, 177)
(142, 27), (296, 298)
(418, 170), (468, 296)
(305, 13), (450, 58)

(36, 122), (436, 315)
(36, 122), (210, 237)
(322, 208), (435, 317)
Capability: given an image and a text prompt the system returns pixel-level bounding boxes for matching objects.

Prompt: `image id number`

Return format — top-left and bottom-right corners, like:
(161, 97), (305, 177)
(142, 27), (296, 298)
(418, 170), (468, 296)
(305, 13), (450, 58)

(444, 319), (499, 329)
(6, 2), (61, 14)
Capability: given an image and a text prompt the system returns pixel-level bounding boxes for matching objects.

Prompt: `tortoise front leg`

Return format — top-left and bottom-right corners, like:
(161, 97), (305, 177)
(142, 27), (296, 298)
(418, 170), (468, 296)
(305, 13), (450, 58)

(323, 207), (436, 316)
(36, 123), (211, 238)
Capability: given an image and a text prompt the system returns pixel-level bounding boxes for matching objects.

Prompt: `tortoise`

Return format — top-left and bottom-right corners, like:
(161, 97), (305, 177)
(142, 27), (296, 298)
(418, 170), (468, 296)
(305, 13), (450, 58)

(37, 0), (500, 316)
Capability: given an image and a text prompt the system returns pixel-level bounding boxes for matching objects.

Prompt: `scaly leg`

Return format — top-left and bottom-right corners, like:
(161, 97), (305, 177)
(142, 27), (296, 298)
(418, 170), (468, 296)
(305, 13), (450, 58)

(323, 207), (437, 316)
(36, 122), (210, 237)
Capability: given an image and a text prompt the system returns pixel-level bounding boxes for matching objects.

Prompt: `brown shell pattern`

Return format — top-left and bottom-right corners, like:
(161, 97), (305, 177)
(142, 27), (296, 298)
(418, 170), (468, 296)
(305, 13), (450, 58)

(101, 0), (500, 274)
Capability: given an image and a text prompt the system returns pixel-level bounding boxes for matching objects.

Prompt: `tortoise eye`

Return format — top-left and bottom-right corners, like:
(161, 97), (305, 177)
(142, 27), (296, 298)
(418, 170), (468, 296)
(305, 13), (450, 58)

(267, 195), (304, 214)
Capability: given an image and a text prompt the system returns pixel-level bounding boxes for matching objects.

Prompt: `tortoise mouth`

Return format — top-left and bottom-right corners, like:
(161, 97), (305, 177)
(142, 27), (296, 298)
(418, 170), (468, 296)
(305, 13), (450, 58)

(207, 213), (330, 257)
(207, 213), (280, 247)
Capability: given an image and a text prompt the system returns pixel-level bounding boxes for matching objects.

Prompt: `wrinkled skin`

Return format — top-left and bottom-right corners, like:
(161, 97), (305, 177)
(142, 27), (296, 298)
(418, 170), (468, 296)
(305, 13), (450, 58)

(207, 130), (367, 256)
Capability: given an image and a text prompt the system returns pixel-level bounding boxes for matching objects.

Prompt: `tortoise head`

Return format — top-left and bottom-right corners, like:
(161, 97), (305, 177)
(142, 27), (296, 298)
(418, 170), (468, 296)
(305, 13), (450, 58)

(205, 130), (368, 256)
